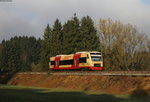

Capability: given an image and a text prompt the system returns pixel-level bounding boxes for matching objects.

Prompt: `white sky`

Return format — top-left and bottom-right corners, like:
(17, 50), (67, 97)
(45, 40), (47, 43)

(0, 0), (150, 42)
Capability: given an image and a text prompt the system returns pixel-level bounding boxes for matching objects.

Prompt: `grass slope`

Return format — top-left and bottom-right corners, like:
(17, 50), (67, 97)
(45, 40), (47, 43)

(0, 84), (150, 102)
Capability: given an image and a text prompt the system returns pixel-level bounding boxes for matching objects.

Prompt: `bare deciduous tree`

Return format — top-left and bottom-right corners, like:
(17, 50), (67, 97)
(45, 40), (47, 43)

(97, 18), (147, 70)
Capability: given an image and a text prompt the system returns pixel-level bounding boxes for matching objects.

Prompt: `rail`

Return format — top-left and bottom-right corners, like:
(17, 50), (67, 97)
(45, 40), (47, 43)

(7, 71), (150, 76)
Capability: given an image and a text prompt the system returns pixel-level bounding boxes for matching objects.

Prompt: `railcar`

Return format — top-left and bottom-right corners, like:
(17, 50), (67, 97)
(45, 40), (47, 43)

(49, 51), (103, 71)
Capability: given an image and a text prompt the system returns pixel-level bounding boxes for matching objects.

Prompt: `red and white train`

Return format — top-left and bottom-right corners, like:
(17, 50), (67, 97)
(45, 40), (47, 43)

(49, 51), (103, 71)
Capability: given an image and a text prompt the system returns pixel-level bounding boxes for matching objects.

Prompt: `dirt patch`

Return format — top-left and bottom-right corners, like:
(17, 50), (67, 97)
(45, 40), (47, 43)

(1, 73), (150, 95)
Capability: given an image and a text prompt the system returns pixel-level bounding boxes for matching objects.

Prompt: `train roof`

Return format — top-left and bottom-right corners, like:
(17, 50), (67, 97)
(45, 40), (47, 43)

(50, 54), (73, 58)
(76, 51), (100, 54)
(50, 51), (101, 58)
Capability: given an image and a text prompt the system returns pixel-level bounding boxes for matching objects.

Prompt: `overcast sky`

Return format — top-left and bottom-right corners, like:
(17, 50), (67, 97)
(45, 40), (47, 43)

(0, 0), (150, 42)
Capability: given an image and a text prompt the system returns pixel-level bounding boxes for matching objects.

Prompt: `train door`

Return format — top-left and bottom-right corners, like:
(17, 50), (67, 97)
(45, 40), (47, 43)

(73, 54), (81, 68)
(54, 56), (61, 69)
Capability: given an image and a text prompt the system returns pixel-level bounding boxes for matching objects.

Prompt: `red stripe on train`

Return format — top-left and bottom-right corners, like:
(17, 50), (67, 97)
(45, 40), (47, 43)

(72, 53), (81, 68)
(54, 56), (61, 69)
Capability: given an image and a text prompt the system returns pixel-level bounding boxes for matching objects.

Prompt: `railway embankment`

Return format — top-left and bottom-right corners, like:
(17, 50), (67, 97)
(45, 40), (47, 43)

(1, 72), (150, 95)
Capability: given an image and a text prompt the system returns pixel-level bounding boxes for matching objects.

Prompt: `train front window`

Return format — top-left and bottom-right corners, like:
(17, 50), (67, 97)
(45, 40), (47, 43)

(91, 56), (101, 61)
(90, 53), (101, 55)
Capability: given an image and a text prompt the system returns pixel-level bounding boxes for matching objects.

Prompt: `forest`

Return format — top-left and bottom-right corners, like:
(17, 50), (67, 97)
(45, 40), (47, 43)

(0, 15), (150, 72)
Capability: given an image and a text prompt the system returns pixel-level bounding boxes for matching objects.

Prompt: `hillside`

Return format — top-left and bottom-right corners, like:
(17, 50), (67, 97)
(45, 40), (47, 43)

(1, 73), (150, 95)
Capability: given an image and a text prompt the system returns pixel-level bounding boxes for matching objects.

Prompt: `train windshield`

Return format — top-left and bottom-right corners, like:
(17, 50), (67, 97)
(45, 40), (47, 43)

(91, 56), (101, 61)
(90, 53), (101, 55)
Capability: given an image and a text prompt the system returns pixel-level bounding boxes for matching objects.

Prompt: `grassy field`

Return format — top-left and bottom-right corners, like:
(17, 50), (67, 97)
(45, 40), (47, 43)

(0, 84), (150, 102)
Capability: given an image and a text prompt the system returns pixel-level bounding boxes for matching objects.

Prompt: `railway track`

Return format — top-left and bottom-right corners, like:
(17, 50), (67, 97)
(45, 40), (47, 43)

(11, 71), (150, 76)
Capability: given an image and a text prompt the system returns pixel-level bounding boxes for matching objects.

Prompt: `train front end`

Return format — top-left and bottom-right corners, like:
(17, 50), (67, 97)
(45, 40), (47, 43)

(88, 51), (103, 70)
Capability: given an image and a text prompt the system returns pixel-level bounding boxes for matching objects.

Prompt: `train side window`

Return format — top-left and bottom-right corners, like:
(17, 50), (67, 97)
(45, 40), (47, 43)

(51, 61), (55, 65)
(60, 60), (74, 65)
(79, 57), (86, 63)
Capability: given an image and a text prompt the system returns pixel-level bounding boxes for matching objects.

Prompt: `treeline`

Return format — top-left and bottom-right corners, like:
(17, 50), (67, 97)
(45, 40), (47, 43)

(0, 15), (150, 72)
(0, 36), (41, 72)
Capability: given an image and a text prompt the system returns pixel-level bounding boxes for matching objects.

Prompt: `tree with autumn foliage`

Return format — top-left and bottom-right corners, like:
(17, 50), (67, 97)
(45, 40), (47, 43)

(98, 18), (148, 70)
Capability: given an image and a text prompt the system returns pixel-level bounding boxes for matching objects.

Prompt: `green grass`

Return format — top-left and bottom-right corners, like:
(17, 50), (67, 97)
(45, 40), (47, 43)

(0, 84), (150, 102)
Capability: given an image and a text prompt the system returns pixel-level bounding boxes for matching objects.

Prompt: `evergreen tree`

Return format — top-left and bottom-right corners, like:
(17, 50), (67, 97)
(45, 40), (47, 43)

(19, 36), (41, 71)
(62, 20), (74, 54)
(51, 19), (62, 55)
(7, 36), (21, 72)
(40, 24), (52, 69)
(0, 40), (7, 72)
(79, 16), (100, 51)
(62, 14), (80, 54)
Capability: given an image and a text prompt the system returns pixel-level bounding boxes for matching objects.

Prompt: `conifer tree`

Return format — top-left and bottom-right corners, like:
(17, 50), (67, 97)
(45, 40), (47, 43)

(0, 40), (7, 72)
(79, 16), (100, 51)
(8, 37), (21, 72)
(40, 24), (52, 69)
(62, 14), (80, 54)
(62, 20), (73, 54)
(51, 19), (62, 56)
